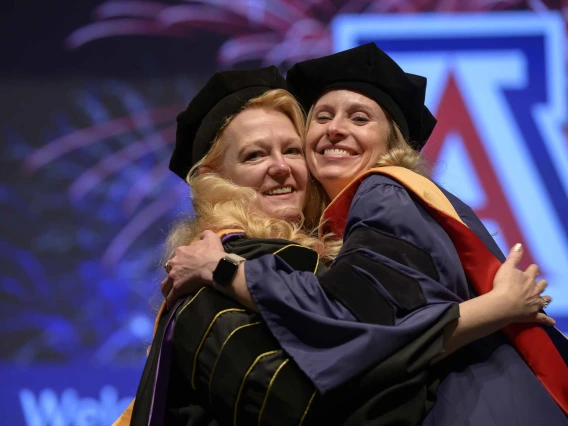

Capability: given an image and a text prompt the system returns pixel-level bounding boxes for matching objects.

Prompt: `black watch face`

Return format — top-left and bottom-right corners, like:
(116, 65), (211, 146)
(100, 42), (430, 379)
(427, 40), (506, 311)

(213, 257), (239, 287)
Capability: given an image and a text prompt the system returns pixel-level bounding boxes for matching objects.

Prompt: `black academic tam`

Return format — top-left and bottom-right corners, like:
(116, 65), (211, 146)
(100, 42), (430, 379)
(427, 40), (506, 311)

(286, 43), (437, 150)
(170, 66), (288, 180)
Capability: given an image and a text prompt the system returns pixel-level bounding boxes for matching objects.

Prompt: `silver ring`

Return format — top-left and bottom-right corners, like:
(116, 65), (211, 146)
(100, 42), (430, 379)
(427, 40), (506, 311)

(164, 260), (172, 273)
(540, 296), (549, 309)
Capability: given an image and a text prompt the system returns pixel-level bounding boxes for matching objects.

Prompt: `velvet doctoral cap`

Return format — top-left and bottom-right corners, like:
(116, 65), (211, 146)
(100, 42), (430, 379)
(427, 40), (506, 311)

(286, 43), (436, 150)
(171, 66), (288, 180)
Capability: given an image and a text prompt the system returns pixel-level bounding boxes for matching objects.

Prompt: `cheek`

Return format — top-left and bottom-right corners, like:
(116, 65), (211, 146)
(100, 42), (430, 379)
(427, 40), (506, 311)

(305, 127), (319, 154)
(361, 127), (388, 156)
(228, 165), (265, 188)
(293, 163), (309, 191)
(306, 154), (318, 178)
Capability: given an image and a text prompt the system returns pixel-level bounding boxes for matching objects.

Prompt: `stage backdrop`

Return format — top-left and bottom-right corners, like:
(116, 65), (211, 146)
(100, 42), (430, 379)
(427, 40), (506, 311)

(2, 2), (568, 425)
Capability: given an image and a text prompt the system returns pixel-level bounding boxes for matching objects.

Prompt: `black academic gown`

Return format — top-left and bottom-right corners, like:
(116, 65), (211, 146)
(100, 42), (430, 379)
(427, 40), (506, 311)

(130, 236), (329, 426)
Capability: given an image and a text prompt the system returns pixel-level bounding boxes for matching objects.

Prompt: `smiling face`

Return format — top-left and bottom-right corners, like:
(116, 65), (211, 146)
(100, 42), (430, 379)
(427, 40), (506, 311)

(219, 107), (308, 221)
(306, 89), (390, 200)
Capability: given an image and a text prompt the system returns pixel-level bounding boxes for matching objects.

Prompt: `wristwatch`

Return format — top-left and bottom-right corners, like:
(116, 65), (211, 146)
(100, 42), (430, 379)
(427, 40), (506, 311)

(213, 254), (245, 288)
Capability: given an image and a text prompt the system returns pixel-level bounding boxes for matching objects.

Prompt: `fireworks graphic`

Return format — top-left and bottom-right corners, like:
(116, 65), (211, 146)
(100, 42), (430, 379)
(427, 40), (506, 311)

(65, 0), (561, 69)
(1, 77), (194, 364)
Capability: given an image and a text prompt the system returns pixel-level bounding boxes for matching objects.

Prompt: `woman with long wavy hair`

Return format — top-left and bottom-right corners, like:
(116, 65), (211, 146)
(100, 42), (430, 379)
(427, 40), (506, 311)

(161, 45), (568, 425)
(114, 67), (342, 426)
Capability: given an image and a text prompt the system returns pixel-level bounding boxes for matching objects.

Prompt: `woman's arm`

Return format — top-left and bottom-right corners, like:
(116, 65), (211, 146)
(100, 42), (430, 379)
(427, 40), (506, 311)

(161, 231), (258, 312)
(437, 243), (552, 361)
(161, 177), (554, 389)
(162, 234), (553, 359)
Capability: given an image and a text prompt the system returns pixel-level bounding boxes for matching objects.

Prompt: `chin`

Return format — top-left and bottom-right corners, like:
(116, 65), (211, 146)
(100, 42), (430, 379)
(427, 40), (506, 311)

(318, 171), (356, 186)
(270, 206), (302, 223)
(316, 165), (358, 181)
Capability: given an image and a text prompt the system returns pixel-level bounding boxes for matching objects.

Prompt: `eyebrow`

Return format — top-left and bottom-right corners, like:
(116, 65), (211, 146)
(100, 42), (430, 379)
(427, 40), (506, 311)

(283, 136), (303, 145)
(347, 102), (374, 113)
(314, 102), (375, 114)
(237, 139), (264, 153)
(313, 103), (333, 111)
(236, 136), (302, 153)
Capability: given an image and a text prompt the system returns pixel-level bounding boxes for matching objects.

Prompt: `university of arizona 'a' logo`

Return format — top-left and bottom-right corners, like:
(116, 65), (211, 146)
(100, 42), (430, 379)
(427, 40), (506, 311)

(332, 13), (568, 321)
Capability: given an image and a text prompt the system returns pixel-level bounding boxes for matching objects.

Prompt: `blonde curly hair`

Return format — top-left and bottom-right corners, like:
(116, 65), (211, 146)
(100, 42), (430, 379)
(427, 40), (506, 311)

(165, 89), (340, 264)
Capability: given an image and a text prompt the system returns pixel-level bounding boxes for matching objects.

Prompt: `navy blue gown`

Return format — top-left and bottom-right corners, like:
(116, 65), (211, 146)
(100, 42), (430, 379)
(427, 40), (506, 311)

(244, 173), (568, 425)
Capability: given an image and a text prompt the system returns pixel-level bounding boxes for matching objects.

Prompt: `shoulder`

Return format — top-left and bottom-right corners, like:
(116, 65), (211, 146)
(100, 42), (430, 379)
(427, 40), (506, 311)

(346, 172), (442, 242)
(356, 173), (406, 195)
(351, 173), (414, 214)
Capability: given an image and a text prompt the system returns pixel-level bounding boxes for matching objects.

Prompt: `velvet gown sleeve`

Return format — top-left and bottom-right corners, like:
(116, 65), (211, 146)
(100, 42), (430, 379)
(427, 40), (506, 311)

(245, 174), (465, 394)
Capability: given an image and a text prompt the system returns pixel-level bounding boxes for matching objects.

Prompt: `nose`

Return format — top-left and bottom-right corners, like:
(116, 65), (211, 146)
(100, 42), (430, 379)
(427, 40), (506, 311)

(268, 152), (291, 177)
(326, 117), (348, 142)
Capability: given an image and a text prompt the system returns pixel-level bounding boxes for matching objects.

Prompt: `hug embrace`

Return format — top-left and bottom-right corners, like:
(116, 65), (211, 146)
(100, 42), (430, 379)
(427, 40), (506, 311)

(115, 43), (568, 426)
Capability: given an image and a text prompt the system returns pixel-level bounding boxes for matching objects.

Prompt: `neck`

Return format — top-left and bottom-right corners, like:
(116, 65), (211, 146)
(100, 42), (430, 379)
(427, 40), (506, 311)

(322, 179), (351, 202)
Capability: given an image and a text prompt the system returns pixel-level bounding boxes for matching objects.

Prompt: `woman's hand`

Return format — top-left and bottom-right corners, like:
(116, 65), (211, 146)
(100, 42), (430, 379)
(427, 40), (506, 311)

(436, 243), (555, 362)
(161, 230), (226, 308)
(491, 244), (555, 326)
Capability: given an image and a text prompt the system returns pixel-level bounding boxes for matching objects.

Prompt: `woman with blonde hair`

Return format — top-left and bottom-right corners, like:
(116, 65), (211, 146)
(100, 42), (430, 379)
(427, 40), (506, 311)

(117, 67), (339, 426)
(163, 44), (568, 425)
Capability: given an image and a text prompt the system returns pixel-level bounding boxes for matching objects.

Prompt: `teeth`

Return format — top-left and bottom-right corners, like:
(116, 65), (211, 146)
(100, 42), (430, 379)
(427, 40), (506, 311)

(266, 187), (292, 195)
(324, 148), (352, 156)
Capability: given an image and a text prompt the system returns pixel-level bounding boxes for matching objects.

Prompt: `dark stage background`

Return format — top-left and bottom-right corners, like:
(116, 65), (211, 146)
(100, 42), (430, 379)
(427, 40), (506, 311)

(2, 1), (568, 424)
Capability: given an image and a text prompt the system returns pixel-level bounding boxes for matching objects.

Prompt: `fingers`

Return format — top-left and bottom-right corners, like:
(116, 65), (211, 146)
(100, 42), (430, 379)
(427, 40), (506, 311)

(535, 312), (556, 326)
(161, 276), (173, 298)
(164, 259), (172, 273)
(505, 243), (524, 268)
(198, 230), (224, 251)
(524, 263), (539, 281)
(200, 230), (217, 241)
(539, 294), (552, 308)
(535, 279), (548, 295)
(166, 281), (191, 310)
